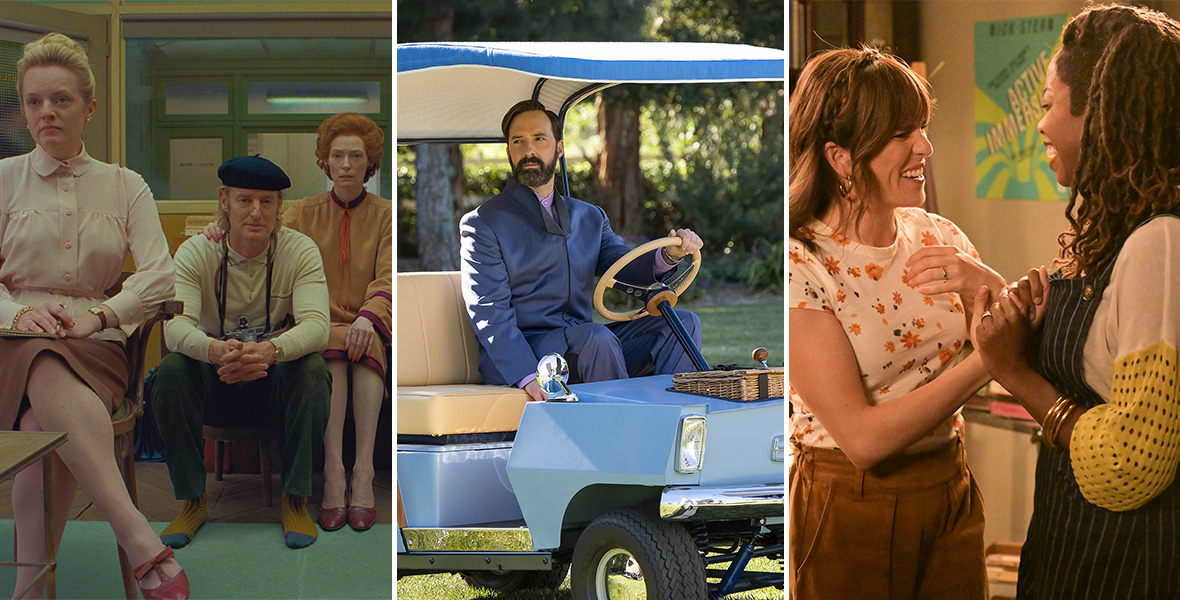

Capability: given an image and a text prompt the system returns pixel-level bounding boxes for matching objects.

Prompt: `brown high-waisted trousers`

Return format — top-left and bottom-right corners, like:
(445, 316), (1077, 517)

(790, 436), (987, 600)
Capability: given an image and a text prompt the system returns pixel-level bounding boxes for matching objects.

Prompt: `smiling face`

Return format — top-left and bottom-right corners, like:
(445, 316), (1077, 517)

(20, 64), (95, 161)
(867, 125), (933, 210)
(1037, 54), (1086, 187)
(327, 134), (369, 195)
(219, 186), (281, 256)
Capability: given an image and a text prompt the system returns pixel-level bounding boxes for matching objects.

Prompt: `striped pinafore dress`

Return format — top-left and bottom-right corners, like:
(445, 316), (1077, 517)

(1018, 216), (1180, 599)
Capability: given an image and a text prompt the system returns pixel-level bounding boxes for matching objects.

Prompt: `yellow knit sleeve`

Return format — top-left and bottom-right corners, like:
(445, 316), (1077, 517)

(1070, 340), (1180, 511)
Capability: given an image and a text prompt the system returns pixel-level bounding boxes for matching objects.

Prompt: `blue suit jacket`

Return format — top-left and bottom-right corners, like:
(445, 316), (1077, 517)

(459, 178), (660, 386)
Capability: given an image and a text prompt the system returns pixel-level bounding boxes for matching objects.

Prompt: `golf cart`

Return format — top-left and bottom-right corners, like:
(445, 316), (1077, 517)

(396, 42), (785, 600)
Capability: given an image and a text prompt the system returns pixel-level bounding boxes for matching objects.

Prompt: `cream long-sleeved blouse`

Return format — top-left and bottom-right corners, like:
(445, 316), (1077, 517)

(0, 145), (174, 341)
(1074, 216), (1180, 510)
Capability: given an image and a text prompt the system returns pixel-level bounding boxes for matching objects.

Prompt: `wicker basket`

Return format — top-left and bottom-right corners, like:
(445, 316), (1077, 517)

(672, 367), (784, 401)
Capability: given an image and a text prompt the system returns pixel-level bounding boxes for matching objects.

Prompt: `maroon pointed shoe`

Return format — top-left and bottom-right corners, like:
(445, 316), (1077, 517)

(348, 505), (377, 531)
(319, 506), (348, 531)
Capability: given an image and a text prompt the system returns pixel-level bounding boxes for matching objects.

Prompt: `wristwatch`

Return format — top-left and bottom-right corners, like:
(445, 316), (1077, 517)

(271, 342), (285, 364)
(88, 306), (108, 330)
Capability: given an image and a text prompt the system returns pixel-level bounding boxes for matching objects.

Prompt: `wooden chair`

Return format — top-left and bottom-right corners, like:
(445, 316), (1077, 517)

(202, 425), (282, 507)
(110, 276), (183, 599)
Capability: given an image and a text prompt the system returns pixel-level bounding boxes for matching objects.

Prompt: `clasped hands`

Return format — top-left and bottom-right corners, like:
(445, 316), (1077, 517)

(208, 338), (276, 384)
(971, 266), (1051, 378)
(15, 301), (104, 339)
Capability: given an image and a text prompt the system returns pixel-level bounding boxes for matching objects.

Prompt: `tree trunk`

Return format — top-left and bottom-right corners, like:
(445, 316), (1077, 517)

(595, 96), (644, 236)
(415, 144), (460, 271)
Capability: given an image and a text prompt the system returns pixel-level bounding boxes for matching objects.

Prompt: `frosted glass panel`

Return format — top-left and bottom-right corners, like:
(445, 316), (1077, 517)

(165, 81), (229, 115)
(247, 132), (383, 200)
(170, 138), (223, 199)
(247, 81), (380, 115)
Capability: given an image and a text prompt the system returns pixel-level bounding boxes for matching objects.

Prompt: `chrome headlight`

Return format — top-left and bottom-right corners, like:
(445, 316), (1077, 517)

(676, 415), (707, 473)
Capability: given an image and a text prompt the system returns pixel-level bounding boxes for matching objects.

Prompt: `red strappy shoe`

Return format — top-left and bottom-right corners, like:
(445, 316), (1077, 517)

(135, 547), (190, 600)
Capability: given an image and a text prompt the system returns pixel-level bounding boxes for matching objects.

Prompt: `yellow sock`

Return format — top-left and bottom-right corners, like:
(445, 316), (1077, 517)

(160, 492), (207, 549)
(282, 492), (317, 549)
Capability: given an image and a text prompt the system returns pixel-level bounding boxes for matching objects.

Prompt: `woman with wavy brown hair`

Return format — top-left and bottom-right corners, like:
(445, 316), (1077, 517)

(975, 4), (1180, 598)
(789, 46), (1005, 598)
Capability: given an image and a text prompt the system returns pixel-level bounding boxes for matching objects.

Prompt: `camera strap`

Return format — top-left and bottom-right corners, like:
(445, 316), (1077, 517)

(216, 235), (274, 339)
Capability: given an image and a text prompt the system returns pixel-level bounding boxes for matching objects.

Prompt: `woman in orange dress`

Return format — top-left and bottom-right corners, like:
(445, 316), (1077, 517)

(277, 114), (391, 530)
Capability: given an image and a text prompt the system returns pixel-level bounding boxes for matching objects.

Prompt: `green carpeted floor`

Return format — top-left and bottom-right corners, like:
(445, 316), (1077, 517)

(0, 519), (392, 599)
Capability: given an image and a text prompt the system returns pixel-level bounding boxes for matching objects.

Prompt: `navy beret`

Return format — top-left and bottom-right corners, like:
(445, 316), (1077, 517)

(217, 155), (291, 191)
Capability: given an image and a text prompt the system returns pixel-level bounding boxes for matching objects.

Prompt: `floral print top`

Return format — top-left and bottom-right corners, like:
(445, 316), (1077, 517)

(788, 207), (976, 452)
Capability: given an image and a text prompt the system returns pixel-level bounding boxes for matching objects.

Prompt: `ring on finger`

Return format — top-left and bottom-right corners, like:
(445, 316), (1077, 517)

(981, 311), (993, 319)
(941, 267), (948, 282)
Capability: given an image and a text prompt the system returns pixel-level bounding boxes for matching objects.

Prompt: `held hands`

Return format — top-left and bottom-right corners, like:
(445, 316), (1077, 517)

(346, 316), (376, 361)
(664, 228), (703, 261)
(905, 246), (1006, 298)
(16, 302), (103, 339)
(209, 338), (276, 384)
(971, 268), (1048, 381)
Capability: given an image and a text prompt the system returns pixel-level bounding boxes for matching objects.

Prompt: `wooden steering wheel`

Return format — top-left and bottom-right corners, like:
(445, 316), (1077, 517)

(593, 236), (702, 322)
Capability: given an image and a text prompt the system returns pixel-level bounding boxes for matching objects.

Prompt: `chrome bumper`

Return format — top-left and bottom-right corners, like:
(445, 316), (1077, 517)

(659, 484), (784, 521)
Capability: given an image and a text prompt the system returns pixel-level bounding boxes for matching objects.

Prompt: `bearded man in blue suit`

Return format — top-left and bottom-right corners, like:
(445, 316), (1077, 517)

(460, 99), (704, 402)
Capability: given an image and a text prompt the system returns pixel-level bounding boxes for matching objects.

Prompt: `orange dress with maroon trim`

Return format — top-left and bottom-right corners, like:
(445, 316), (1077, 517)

(281, 190), (392, 377)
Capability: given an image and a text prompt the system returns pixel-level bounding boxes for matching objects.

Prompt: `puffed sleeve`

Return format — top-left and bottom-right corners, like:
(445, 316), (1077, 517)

(106, 169), (175, 336)
(0, 160), (21, 325)
(1070, 218), (1180, 511)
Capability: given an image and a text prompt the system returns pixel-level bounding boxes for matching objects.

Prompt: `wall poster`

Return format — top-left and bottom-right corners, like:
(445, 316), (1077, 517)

(974, 14), (1069, 200)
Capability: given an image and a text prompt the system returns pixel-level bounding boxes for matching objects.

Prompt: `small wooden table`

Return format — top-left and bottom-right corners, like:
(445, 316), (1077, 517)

(0, 431), (68, 599)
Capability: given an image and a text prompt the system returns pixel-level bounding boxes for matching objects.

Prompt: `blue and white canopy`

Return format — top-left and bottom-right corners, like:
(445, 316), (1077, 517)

(397, 41), (785, 145)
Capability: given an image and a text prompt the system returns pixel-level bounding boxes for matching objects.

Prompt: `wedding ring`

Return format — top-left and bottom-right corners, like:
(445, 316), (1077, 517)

(981, 311), (993, 319)
(941, 267), (948, 282)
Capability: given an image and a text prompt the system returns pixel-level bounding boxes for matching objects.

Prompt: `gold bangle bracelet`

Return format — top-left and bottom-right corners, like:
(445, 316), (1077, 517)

(1042, 395), (1076, 448)
(1045, 399), (1070, 447)
(1052, 402), (1079, 448)
(11, 306), (33, 330)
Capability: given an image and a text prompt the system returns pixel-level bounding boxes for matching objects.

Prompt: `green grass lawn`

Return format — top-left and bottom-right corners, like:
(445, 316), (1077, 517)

(687, 298), (784, 368)
(595, 293), (785, 369)
(396, 557), (785, 600)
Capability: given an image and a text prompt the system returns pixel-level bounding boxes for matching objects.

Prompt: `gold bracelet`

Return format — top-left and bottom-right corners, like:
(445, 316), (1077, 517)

(1041, 396), (1070, 447)
(1053, 402), (1079, 447)
(1042, 395), (1077, 448)
(11, 306), (33, 330)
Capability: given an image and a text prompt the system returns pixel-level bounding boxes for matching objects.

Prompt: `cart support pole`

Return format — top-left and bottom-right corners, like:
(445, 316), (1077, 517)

(657, 300), (710, 371)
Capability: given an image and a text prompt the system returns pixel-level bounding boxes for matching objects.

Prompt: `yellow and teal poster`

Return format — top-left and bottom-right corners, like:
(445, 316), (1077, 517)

(975, 14), (1068, 200)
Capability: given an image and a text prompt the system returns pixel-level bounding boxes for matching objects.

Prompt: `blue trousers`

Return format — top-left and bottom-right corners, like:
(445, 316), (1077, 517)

(525, 309), (701, 384)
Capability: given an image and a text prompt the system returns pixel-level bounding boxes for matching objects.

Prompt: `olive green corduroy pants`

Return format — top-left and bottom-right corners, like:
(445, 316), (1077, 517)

(151, 352), (330, 500)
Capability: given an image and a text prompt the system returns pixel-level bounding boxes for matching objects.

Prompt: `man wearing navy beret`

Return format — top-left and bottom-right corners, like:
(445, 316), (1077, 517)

(151, 155), (331, 549)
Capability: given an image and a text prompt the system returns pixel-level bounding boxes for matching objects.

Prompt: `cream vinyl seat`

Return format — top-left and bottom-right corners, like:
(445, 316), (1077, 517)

(397, 271), (529, 437)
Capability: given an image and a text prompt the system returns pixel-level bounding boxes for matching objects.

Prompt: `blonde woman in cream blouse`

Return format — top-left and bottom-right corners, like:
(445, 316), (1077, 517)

(0, 34), (187, 599)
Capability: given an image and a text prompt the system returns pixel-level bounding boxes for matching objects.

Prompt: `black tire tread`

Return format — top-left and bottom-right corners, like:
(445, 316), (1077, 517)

(572, 507), (707, 600)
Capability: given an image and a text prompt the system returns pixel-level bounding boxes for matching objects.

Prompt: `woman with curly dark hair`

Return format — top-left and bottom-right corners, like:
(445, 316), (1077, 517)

(976, 4), (1180, 598)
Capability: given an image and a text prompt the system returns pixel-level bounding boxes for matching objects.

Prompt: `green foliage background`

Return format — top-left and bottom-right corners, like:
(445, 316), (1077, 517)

(396, 0), (784, 294)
